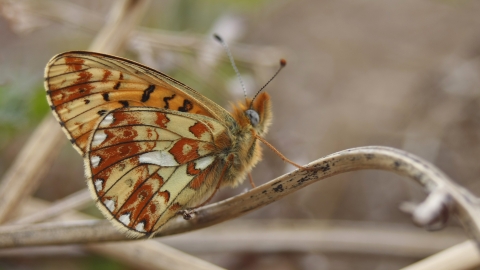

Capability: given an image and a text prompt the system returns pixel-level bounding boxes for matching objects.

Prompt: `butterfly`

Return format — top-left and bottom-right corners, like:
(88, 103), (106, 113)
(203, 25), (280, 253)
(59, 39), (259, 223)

(44, 50), (294, 238)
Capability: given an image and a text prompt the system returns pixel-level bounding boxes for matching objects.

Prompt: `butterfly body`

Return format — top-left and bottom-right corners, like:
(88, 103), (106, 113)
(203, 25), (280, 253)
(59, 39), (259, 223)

(45, 51), (272, 237)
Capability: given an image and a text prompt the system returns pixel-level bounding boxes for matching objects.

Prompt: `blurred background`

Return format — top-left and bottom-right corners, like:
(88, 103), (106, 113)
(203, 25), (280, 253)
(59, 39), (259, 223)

(1, 0), (480, 269)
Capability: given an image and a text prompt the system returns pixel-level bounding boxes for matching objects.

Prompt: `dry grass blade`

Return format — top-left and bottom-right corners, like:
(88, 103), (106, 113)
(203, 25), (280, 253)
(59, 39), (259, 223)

(0, 220), (466, 258)
(2, 196), (225, 270)
(89, 0), (150, 54)
(401, 240), (480, 270)
(8, 189), (91, 225)
(87, 241), (226, 270)
(159, 220), (466, 258)
(0, 117), (63, 223)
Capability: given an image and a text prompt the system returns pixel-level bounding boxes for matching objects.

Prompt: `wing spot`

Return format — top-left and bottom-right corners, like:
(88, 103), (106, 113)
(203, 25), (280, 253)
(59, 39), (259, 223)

(135, 221), (146, 232)
(92, 131), (107, 147)
(182, 144), (193, 155)
(102, 69), (112, 81)
(119, 100), (129, 107)
(94, 179), (104, 192)
(139, 151), (179, 166)
(84, 99), (90, 104)
(119, 213), (131, 226)
(169, 203), (181, 212)
(104, 199), (115, 212)
(118, 163), (126, 171)
(125, 178), (133, 187)
(98, 110), (107, 116)
(158, 191), (170, 204)
(163, 94), (176, 109)
(178, 99), (193, 112)
(101, 114), (115, 126)
(102, 93), (110, 101)
(91, 155), (101, 168)
(189, 122), (209, 140)
(194, 156), (215, 170)
(113, 81), (121, 90)
(141, 85), (155, 102)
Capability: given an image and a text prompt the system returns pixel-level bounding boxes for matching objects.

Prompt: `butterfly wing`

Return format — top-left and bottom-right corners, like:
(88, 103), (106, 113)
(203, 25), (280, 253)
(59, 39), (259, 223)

(44, 51), (234, 155)
(86, 106), (231, 237)
(44, 51), (245, 237)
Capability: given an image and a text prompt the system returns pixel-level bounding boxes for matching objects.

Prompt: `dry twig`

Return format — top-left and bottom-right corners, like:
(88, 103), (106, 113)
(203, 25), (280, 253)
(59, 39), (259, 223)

(1, 146), (479, 249)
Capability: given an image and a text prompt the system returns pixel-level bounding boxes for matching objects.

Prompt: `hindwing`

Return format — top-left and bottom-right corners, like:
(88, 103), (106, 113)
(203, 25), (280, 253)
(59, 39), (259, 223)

(86, 107), (230, 237)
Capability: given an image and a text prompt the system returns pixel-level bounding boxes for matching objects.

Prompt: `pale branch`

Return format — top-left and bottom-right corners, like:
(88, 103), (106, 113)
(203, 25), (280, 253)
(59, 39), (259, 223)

(8, 189), (91, 225)
(0, 146), (479, 249)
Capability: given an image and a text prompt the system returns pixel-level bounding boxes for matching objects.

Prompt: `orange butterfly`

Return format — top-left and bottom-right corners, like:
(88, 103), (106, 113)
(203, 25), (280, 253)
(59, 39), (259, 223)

(45, 48), (295, 238)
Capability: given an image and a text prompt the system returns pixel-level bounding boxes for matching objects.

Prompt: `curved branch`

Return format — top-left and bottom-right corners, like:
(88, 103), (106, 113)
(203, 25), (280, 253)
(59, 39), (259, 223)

(1, 146), (479, 248)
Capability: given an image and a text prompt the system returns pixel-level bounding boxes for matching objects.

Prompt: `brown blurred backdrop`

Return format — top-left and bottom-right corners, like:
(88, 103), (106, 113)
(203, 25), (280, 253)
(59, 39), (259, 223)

(1, 0), (480, 269)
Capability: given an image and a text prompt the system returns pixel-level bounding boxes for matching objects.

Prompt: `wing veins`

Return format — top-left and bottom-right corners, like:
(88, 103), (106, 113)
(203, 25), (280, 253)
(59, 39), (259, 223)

(96, 164), (153, 201)
(45, 67), (92, 80)
(57, 52), (203, 97)
(149, 159), (219, 233)
(48, 79), (148, 94)
(130, 166), (182, 229)
(91, 139), (178, 152)
(112, 166), (163, 217)
(90, 141), (175, 178)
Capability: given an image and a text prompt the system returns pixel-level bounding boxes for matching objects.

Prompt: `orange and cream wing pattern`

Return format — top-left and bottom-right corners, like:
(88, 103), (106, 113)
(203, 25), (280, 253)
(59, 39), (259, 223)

(85, 107), (229, 237)
(44, 50), (276, 238)
(44, 51), (232, 155)
(44, 51), (237, 237)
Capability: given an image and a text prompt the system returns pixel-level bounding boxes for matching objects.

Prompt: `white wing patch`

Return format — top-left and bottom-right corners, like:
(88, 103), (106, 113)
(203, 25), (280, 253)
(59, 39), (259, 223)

(119, 213), (131, 225)
(100, 114), (115, 127)
(194, 156), (215, 170)
(92, 131), (107, 147)
(139, 151), (179, 166)
(91, 155), (101, 168)
(135, 221), (146, 232)
(104, 199), (115, 212)
(94, 179), (104, 192)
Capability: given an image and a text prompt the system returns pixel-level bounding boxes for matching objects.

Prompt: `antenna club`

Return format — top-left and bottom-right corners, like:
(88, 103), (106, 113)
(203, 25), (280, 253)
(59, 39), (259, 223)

(213, 34), (223, 42)
(280, 59), (287, 67)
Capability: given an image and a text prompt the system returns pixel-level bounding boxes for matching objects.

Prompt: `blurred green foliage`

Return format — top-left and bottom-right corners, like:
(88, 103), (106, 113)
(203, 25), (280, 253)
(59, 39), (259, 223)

(147, 0), (270, 32)
(0, 83), (49, 149)
(82, 255), (130, 270)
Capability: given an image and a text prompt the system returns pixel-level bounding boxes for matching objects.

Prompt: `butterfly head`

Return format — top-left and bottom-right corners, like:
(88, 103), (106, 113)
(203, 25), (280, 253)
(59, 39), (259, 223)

(231, 92), (272, 136)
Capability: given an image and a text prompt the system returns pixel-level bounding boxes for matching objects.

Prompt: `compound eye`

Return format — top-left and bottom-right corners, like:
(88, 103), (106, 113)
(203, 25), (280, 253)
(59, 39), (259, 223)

(245, 109), (260, 127)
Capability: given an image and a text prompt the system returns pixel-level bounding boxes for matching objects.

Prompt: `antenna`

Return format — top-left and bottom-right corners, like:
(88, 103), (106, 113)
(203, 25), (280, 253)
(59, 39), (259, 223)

(213, 34), (248, 102)
(213, 34), (287, 108)
(250, 59), (286, 108)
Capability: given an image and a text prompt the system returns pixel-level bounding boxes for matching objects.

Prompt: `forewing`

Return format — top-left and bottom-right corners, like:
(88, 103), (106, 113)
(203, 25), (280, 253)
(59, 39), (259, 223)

(45, 51), (233, 155)
(85, 107), (230, 237)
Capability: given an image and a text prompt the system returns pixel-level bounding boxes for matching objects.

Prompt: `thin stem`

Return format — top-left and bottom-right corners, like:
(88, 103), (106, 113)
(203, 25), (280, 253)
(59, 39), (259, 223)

(1, 146), (479, 248)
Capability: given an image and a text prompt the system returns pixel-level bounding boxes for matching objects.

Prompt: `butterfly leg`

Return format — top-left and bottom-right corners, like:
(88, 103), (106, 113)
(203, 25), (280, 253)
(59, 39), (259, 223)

(254, 133), (312, 170)
(178, 209), (196, 220)
(248, 173), (256, 188)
